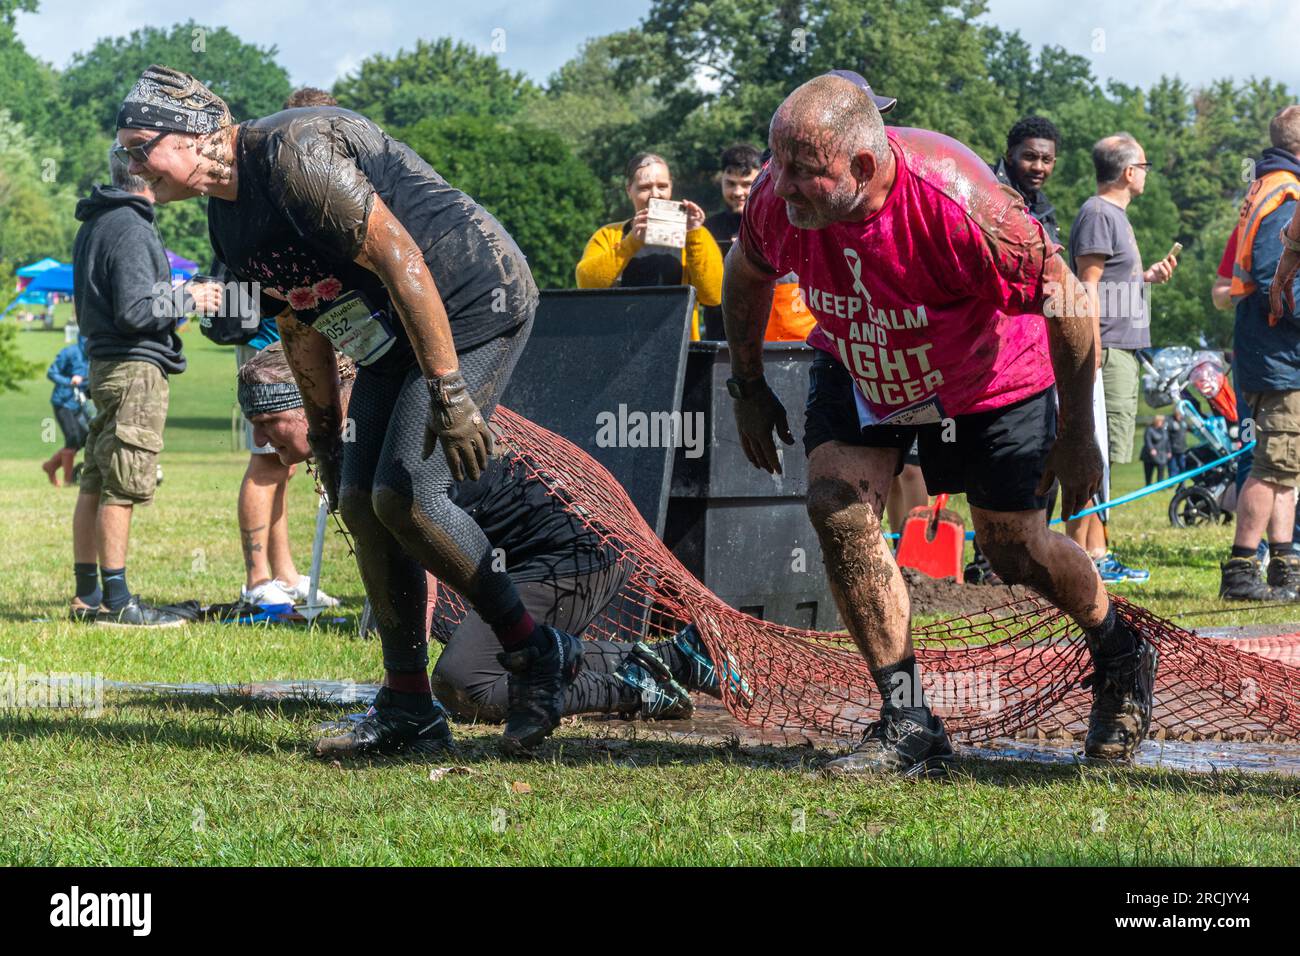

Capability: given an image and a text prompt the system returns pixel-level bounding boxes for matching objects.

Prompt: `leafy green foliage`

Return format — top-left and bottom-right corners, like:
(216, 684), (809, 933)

(333, 38), (539, 128)
(0, 109), (77, 267)
(59, 20), (292, 134)
(398, 116), (603, 289)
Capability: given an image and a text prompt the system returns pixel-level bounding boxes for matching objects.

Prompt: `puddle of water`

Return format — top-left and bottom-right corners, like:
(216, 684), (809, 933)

(27, 678), (1300, 776)
(100, 678), (381, 706)
(970, 738), (1300, 776)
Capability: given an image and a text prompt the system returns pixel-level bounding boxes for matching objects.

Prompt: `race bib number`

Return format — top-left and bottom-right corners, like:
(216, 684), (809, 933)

(854, 386), (945, 428)
(314, 291), (396, 366)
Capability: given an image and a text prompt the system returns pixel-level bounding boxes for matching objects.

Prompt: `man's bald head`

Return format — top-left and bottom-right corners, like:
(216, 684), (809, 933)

(767, 75), (892, 229)
(771, 74), (887, 160)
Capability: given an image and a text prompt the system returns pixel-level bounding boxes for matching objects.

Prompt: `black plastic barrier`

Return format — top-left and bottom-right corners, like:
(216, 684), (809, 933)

(502, 287), (695, 536)
(664, 341), (840, 629)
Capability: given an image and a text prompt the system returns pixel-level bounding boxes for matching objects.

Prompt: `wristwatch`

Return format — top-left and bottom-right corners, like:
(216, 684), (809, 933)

(726, 375), (767, 400)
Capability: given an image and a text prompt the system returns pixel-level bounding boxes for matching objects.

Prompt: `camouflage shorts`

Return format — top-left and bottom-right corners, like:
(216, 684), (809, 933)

(80, 359), (169, 505)
(1244, 390), (1300, 488)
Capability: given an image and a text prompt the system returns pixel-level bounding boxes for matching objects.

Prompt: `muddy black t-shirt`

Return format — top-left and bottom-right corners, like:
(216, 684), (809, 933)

(450, 456), (616, 584)
(208, 108), (537, 369)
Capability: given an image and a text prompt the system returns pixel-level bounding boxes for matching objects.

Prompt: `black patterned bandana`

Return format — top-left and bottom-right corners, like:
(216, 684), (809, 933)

(116, 64), (232, 134)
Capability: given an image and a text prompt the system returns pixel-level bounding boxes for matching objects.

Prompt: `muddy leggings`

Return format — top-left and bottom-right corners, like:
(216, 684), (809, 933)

(339, 313), (534, 674)
(429, 561), (641, 721)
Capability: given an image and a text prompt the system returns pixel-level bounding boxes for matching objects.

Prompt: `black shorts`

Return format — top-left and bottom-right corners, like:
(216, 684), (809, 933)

(803, 352), (1056, 512)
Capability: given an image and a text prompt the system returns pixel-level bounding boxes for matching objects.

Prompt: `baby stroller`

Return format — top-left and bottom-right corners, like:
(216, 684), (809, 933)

(1139, 347), (1238, 528)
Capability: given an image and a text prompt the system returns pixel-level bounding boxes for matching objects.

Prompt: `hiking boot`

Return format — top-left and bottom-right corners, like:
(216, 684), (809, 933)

(823, 708), (954, 778)
(1095, 553), (1150, 584)
(1221, 557), (1292, 601)
(1265, 554), (1300, 600)
(614, 642), (694, 719)
(94, 596), (188, 628)
(312, 687), (453, 758)
(69, 595), (98, 623)
(1083, 621), (1158, 761)
(497, 626), (585, 754)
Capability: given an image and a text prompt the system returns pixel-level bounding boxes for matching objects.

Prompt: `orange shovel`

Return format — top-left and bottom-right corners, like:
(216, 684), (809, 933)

(896, 493), (965, 580)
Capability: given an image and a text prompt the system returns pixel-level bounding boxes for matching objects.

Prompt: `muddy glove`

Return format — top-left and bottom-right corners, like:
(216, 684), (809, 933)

(1269, 224), (1300, 325)
(424, 370), (493, 481)
(307, 429), (344, 513)
(730, 375), (794, 475)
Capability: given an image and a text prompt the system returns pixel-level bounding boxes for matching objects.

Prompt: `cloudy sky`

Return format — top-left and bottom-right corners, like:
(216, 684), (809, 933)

(13, 0), (1299, 95)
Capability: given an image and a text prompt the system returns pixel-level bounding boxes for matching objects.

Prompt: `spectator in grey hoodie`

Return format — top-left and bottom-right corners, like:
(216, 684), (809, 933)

(69, 146), (222, 627)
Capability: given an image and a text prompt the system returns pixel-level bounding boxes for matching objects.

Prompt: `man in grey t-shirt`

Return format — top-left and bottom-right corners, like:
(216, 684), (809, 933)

(1067, 132), (1178, 583)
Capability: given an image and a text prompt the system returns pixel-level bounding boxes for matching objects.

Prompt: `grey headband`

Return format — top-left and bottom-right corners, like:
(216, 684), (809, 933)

(238, 380), (303, 419)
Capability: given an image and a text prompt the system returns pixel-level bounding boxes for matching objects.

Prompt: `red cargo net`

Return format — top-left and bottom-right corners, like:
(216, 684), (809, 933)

(438, 408), (1300, 743)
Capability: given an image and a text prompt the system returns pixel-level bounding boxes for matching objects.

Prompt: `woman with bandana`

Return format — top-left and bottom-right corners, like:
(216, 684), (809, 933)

(114, 64), (577, 757)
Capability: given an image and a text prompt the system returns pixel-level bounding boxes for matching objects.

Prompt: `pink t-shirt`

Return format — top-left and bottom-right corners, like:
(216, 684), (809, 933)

(740, 127), (1059, 424)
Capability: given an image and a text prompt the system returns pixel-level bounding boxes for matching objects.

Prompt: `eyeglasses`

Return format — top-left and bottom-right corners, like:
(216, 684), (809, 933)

(111, 130), (171, 165)
(1130, 162), (1154, 171)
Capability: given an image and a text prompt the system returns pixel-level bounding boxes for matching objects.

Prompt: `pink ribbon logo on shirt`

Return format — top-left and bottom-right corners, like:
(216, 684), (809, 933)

(843, 247), (871, 299)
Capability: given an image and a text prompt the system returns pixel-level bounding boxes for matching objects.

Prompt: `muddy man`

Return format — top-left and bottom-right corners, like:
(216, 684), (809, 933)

(115, 64), (583, 757)
(722, 71), (1158, 776)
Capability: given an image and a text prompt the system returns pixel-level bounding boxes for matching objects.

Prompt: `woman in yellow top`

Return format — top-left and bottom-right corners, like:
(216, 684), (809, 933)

(575, 152), (723, 340)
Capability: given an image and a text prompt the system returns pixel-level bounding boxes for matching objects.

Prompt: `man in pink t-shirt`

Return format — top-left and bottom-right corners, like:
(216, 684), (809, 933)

(722, 74), (1158, 775)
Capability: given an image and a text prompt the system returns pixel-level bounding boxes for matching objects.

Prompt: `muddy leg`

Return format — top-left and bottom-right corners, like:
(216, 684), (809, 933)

(806, 442), (911, 667)
(972, 506), (1108, 629)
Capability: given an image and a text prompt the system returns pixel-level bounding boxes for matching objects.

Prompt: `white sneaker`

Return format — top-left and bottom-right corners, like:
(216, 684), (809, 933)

(281, 575), (341, 608)
(241, 579), (299, 608)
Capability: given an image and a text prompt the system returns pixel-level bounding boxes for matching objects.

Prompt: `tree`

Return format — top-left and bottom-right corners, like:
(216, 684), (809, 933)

(0, 0), (58, 140)
(398, 116), (603, 289)
(0, 109), (77, 267)
(58, 21), (292, 135)
(603, 0), (1019, 216)
(333, 38), (539, 129)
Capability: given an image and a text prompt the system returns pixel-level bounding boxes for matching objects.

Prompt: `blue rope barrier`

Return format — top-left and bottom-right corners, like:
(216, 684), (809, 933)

(882, 442), (1254, 540)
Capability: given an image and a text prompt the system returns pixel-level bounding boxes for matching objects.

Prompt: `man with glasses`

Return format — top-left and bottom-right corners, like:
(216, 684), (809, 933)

(1067, 133), (1178, 585)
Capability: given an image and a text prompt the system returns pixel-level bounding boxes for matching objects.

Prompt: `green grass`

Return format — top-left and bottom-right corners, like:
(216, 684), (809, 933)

(2, 322), (1297, 865)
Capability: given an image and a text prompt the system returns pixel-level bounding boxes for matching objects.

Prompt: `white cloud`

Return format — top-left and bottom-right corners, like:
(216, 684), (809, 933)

(979, 0), (1299, 95)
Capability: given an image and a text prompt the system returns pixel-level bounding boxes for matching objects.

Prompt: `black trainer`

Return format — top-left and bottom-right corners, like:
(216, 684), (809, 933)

(312, 687), (453, 758)
(94, 596), (187, 628)
(823, 708), (955, 778)
(497, 626), (585, 754)
(1082, 621), (1158, 761)
(1266, 554), (1300, 600)
(614, 642), (694, 719)
(1221, 557), (1293, 601)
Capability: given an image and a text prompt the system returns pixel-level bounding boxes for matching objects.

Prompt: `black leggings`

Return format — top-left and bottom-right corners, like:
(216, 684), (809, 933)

(430, 562), (639, 721)
(340, 314), (533, 673)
